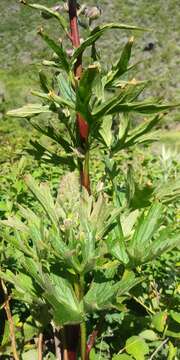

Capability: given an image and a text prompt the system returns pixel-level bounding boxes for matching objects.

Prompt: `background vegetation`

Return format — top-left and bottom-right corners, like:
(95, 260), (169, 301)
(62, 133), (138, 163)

(0, 1), (179, 359)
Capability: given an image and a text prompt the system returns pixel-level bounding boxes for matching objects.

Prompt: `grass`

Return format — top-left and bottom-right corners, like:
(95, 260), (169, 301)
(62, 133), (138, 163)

(0, 0), (180, 149)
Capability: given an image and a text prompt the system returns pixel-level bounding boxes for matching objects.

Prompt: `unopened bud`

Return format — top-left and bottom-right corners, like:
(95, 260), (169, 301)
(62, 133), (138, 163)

(63, 2), (69, 12)
(129, 36), (134, 44)
(84, 6), (102, 20)
(52, 4), (63, 12)
(37, 26), (44, 35)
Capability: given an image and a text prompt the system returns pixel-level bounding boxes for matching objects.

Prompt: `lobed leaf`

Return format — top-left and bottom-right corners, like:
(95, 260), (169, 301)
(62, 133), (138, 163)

(43, 273), (83, 325)
(24, 175), (59, 228)
(130, 203), (163, 253)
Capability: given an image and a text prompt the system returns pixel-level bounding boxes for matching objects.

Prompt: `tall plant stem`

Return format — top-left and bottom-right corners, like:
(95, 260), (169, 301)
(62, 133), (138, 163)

(38, 331), (43, 360)
(52, 323), (62, 360)
(80, 322), (87, 360)
(68, 0), (90, 193)
(1, 279), (19, 360)
(79, 274), (86, 360)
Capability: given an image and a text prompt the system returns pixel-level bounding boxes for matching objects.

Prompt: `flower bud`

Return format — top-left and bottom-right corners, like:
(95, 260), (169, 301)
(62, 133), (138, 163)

(84, 6), (102, 21)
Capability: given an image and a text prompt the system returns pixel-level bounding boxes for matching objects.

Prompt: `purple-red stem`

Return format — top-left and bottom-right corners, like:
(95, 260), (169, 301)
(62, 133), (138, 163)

(68, 0), (90, 193)
(63, 2), (93, 360)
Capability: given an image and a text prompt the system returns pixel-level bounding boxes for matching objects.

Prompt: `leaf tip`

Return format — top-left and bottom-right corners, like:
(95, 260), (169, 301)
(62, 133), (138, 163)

(37, 26), (44, 35)
(129, 36), (134, 43)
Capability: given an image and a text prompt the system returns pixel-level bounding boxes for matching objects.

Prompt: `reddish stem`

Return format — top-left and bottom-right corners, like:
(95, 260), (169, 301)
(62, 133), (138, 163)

(68, 0), (90, 192)
(64, 2), (91, 360)
(86, 330), (98, 359)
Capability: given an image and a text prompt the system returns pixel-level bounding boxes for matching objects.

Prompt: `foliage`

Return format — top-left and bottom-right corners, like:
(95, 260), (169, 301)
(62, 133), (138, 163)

(0, 1), (180, 359)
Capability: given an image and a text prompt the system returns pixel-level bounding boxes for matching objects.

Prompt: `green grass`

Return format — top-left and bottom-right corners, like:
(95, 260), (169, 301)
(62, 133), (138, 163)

(1, 1), (180, 100)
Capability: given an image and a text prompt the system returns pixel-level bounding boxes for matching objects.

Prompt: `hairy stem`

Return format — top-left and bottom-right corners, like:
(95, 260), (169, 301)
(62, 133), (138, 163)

(1, 279), (19, 360)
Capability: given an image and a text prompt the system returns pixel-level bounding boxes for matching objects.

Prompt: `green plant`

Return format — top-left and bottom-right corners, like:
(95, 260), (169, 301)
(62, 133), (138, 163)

(1, 1), (180, 359)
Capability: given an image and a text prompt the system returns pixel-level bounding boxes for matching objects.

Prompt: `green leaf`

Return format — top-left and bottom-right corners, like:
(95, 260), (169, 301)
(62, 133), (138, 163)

(130, 203), (163, 255)
(99, 116), (113, 147)
(89, 195), (120, 240)
(50, 230), (81, 273)
(43, 273), (83, 325)
(31, 90), (75, 109)
(170, 310), (180, 324)
(1, 319), (10, 347)
(105, 37), (134, 87)
(24, 175), (59, 228)
(152, 311), (167, 332)
(118, 114), (130, 144)
(23, 316), (38, 342)
(56, 171), (80, 216)
(27, 3), (68, 33)
(71, 23), (146, 64)
(127, 114), (162, 145)
(57, 73), (75, 102)
(166, 330), (180, 339)
(30, 122), (72, 153)
(120, 114), (162, 150)
(107, 224), (129, 265)
(22, 349), (38, 360)
(76, 64), (99, 123)
(89, 348), (98, 360)
(121, 210), (139, 237)
(112, 355), (134, 360)
(6, 104), (51, 118)
(84, 280), (117, 311)
(38, 29), (69, 72)
(168, 341), (177, 360)
(117, 270), (141, 296)
(115, 36), (134, 73)
(154, 177), (180, 204)
(93, 100), (179, 120)
(0, 270), (41, 305)
(1, 217), (28, 232)
(39, 70), (49, 93)
(148, 228), (180, 261)
(84, 272), (140, 312)
(139, 329), (158, 341)
(125, 336), (149, 360)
